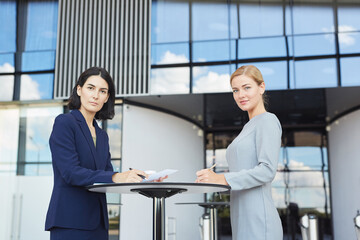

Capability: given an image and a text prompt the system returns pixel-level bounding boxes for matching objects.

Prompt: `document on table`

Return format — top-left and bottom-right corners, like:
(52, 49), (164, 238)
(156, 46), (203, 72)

(143, 169), (178, 182)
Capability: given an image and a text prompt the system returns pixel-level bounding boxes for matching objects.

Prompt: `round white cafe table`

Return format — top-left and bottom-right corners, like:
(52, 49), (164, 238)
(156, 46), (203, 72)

(87, 182), (230, 240)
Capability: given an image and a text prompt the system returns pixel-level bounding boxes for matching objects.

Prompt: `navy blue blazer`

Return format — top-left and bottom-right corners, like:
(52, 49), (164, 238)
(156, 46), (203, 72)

(45, 109), (115, 231)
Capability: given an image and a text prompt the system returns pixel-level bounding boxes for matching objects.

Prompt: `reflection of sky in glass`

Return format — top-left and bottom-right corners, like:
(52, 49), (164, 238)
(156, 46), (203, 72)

(340, 57), (360, 86)
(151, 43), (189, 65)
(0, 1), (16, 52)
(150, 67), (190, 94)
(338, 32), (360, 54)
(192, 64), (233, 93)
(287, 5), (334, 35)
(293, 59), (337, 89)
(239, 61), (288, 90)
(107, 105), (122, 159)
(151, 0), (189, 43)
(240, 3), (283, 37)
(238, 37), (286, 59)
(0, 54), (14, 71)
(22, 107), (62, 165)
(192, 2), (230, 41)
(0, 75), (14, 101)
(338, 6), (360, 31)
(22, 51), (56, 71)
(280, 146), (327, 169)
(193, 40), (235, 62)
(290, 34), (336, 56)
(20, 73), (54, 100)
(0, 109), (19, 171)
(25, 1), (58, 51)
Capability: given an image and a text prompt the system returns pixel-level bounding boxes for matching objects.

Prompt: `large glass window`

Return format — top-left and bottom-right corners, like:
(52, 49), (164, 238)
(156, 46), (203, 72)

(20, 73), (54, 100)
(192, 1), (230, 41)
(340, 57), (360, 86)
(150, 67), (190, 94)
(151, 0), (189, 43)
(192, 64), (234, 93)
(239, 2), (284, 38)
(17, 105), (63, 176)
(0, 108), (19, 176)
(293, 59), (337, 89)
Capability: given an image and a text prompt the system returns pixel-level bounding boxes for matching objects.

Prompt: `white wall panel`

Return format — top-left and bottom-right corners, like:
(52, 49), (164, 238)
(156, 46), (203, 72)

(120, 104), (205, 239)
(328, 109), (360, 240)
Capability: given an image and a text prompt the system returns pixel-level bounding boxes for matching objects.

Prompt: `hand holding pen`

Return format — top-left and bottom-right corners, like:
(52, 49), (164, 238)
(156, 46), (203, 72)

(195, 163), (228, 185)
(112, 168), (148, 183)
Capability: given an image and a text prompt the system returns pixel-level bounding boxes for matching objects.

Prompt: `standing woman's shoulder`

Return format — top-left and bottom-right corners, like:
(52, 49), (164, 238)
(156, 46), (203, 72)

(52, 111), (78, 130)
(257, 112), (282, 132)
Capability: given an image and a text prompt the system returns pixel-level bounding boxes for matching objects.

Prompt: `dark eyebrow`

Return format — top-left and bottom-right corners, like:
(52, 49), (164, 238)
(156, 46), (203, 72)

(86, 83), (108, 90)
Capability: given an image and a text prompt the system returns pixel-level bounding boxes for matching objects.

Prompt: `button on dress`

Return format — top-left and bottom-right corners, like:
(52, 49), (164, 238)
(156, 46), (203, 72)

(224, 112), (283, 240)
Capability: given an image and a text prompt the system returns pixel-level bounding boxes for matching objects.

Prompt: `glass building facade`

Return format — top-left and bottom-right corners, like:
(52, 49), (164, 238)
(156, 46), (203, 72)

(1, 0), (360, 239)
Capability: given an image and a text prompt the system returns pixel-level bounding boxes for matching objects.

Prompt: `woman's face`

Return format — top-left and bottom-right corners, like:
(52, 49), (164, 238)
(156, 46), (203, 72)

(231, 74), (265, 113)
(77, 75), (109, 115)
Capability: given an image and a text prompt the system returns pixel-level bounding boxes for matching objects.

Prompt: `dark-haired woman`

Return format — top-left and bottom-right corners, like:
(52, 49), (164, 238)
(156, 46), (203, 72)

(45, 67), (147, 239)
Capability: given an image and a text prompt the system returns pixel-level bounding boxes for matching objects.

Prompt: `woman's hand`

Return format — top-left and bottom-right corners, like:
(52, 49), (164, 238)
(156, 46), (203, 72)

(152, 175), (168, 182)
(112, 169), (148, 183)
(195, 169), (228, 185)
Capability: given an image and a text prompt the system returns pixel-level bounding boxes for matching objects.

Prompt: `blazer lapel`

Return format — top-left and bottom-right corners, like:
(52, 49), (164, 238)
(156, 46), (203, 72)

(71, 110), (100, 169)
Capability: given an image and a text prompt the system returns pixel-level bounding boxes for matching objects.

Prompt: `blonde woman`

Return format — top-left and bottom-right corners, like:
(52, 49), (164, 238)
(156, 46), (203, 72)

(196, 65), (283, 239)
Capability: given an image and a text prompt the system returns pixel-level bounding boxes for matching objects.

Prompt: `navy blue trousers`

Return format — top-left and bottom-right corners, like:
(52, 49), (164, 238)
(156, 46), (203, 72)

(50, 224), (108, 240)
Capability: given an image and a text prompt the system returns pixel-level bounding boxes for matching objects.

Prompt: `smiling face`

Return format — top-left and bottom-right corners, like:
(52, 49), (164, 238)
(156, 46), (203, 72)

(77, 75), (109, 118)
(231, 74), (265, 118)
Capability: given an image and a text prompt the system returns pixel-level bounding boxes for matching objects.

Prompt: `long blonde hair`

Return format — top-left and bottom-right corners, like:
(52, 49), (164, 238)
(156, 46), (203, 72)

(230, 65), (268, 106)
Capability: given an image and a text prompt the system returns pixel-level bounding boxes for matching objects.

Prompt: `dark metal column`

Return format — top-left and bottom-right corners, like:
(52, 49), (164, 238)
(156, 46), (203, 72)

(153, 196), (165, 240)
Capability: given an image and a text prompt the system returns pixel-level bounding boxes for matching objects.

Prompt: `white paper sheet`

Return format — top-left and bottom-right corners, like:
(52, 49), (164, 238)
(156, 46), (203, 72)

(142, 169), (178, 182)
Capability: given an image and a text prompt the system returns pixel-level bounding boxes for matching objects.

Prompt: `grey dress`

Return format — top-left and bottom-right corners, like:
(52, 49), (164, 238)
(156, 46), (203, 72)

(224, 112), (283, 240)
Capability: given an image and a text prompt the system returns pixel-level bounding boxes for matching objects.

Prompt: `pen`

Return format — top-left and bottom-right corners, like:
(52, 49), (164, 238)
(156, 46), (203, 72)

(129, 168), (146, 179)
(208, 163), (217, 170)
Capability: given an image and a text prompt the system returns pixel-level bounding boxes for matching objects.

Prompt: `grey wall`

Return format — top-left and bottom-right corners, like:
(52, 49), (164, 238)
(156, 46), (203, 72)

(328, 109), (360, 240)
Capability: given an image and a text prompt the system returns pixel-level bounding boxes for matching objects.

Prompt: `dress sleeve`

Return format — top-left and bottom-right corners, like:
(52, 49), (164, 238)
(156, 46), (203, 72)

(50, 115), (115, 186)
(224, 115), (282, 190)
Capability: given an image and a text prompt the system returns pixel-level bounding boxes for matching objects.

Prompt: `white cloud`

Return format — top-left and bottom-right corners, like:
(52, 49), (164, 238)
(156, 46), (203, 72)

(151, 67), (190, 94)
(193, 71), (231, 93)
(0, 63), (15, 101)
(259, 67), (275, 76)
(158, 51), (188, 64)
(323, 25), (357, 46)
(151, 51), (190, 94)
(0, 63), (42, 101)
(20, 75), (41, 100)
